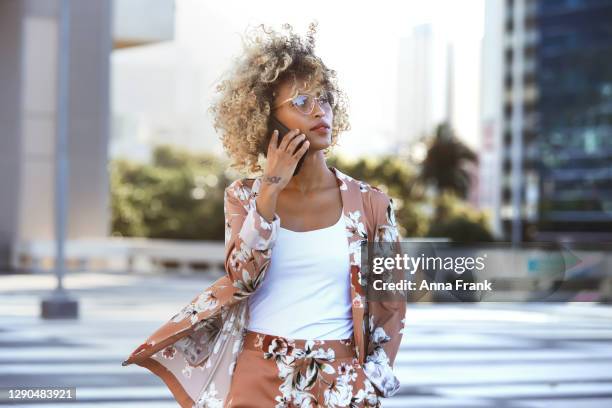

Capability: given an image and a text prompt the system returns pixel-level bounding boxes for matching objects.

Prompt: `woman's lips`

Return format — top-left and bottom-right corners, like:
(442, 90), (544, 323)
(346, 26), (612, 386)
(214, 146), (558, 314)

(311, 126), (330, 134)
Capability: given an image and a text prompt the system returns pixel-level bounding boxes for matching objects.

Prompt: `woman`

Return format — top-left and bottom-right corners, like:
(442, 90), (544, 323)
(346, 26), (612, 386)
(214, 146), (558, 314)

(122, 22), (406, 408)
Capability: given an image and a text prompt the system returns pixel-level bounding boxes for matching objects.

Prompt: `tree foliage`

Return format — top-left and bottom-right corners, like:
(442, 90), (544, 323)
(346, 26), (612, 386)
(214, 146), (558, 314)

(419, 122), (478, 199)
(110, 145), (235, 240)
(110, 137), (493, 242)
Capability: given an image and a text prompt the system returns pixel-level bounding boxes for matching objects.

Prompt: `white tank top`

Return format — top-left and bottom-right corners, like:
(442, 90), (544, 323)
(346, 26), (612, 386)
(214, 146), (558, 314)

(246, 209), (354, 340)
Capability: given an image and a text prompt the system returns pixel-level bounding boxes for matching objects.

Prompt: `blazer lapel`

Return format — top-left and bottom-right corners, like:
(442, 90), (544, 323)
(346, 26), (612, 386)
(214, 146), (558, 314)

(329, 166), (368, 365)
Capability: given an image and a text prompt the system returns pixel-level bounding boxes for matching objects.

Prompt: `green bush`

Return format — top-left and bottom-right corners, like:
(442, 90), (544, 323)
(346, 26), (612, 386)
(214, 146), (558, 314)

(110, 145), (235, 240)
(326, 155), (429, 238)
(110, 145), (491, 242)
(425, 192), (495, 242)
(427, 217), (494, 242)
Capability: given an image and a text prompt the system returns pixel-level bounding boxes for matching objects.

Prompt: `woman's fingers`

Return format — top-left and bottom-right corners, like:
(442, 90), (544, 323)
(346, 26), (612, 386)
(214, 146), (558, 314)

(293, 139), (310, 158)
(287, 133), (306, 154)
(268, 130), (278, 155)
(277, 129), (301, 151)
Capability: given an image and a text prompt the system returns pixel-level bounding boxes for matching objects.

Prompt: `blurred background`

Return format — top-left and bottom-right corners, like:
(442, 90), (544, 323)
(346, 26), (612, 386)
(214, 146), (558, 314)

(1, 0), (611, 406)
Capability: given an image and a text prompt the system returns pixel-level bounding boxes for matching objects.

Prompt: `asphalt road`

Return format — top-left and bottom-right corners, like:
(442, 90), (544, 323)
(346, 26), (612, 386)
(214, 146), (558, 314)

(1, 272), (612, 407)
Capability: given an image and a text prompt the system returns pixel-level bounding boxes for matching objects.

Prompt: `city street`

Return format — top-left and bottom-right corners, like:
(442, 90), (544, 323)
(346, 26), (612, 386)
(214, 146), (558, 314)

(2, 0), (611, 407)
(1, 272), (612, 407)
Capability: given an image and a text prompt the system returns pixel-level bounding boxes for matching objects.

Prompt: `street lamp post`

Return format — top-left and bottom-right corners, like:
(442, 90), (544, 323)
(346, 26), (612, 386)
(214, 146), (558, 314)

(41, 0), (78, 319)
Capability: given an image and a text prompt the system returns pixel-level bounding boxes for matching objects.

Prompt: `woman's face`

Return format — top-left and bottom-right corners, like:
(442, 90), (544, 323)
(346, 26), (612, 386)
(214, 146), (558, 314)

(271, 77), (334, 152)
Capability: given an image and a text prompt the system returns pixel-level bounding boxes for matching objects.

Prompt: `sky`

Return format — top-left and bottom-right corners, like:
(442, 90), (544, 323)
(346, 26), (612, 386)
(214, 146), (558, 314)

(113, 0), (485, 159)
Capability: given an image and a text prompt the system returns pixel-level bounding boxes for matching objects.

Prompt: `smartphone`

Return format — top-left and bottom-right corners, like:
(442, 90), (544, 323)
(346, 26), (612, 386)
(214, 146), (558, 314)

(265, 115), (307, 176)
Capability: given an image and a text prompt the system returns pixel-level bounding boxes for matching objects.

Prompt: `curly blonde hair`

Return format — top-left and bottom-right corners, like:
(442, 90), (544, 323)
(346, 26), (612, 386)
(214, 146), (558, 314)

(208, 21), (351, 176)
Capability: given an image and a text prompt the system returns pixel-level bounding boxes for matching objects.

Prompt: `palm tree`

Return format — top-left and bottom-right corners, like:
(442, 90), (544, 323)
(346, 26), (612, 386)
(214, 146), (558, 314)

(418, 122), (478, 219)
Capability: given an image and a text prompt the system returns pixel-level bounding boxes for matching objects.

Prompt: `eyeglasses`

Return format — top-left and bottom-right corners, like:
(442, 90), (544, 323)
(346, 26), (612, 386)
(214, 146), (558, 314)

(272, 91), (335, 115)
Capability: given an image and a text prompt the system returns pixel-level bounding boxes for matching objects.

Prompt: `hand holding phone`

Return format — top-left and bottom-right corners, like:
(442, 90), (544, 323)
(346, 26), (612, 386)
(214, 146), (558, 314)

(264, 116), (308, 176)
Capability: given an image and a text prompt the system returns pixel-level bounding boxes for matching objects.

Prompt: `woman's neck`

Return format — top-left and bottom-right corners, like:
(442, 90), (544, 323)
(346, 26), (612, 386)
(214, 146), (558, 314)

(283, 152), (334, 194)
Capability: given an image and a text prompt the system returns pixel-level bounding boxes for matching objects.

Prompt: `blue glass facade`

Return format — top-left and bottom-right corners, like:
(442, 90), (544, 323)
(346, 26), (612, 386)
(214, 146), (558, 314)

(536, 0), (612, 233)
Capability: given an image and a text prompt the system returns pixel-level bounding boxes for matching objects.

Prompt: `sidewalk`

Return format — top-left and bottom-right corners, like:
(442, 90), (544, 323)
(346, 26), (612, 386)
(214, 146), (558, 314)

(1, 271), (612, 407)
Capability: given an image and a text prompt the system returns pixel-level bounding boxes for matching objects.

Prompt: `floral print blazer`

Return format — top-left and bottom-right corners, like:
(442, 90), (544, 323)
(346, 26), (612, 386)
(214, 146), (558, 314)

(121, 166), (406, 407)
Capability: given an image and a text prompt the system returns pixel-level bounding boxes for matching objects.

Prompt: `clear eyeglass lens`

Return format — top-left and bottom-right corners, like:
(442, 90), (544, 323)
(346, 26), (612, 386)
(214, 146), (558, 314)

(291, 93), (333, 114)
(292, 95), (309, 107)
(291, 95), (311, 113)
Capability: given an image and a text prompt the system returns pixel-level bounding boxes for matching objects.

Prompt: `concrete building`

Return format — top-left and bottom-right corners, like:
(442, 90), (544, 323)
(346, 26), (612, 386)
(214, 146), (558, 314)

(396, 24), (451, 150)
(480, 0), (540, 242)
(480, 0), (612, 243)
(0, 0), (174, 271)
(479, 0), (506, 239)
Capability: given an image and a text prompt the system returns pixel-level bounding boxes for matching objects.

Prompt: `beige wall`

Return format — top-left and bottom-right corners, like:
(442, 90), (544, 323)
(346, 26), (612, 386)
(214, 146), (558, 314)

(0, 0), (24, 268)
(0, 0), (112, 270)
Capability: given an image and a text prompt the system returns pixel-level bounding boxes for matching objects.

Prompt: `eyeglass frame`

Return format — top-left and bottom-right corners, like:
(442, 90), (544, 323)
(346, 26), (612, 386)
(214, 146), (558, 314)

(271, 91), (335, 115)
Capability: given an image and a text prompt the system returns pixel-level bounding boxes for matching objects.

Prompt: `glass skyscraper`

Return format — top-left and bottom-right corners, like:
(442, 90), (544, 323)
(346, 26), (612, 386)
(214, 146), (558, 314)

(536, 0), (612, 236)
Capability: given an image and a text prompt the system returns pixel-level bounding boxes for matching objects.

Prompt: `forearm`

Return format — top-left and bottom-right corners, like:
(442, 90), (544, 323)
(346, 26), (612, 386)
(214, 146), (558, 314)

(224, 180), (281, 292)
(255, 182), (282, 224)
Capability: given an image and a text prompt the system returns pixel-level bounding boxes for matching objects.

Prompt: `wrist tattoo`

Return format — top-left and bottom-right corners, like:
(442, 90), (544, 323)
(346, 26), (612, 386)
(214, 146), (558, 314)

(263, 176), (282, 184)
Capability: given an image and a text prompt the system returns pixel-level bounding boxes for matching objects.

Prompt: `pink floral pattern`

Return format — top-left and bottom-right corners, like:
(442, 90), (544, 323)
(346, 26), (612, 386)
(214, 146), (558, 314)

(227, 332), (382, 407)
(121, 166), (406, 407)
(265, 339), (380, 407)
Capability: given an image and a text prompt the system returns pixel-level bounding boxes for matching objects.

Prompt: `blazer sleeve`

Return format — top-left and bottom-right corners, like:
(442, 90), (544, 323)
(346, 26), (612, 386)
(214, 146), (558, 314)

(363, 189), (406, 398)
(224, 179), (281, 294)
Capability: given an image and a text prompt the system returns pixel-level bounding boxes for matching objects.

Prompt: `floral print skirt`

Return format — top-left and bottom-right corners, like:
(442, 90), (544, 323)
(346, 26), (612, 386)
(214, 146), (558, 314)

(225, 329), (382, 408)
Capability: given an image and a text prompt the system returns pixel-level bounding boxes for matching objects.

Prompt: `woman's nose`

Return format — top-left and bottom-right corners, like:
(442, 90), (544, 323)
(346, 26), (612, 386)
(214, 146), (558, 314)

(312, 101), (325, 117)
